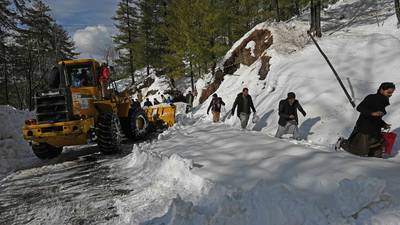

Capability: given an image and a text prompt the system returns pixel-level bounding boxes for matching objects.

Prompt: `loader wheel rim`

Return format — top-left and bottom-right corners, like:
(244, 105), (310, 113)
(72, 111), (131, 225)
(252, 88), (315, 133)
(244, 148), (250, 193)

(136, 114), (148, 135)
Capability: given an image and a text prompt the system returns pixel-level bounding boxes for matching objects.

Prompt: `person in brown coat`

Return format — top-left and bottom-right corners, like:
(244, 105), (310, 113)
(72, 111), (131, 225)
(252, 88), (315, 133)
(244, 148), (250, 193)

(207, 93), (225, 122)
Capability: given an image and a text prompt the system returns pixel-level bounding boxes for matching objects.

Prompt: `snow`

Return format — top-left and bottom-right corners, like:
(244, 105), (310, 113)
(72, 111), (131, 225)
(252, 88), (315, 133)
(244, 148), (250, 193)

(245, 40), (256, 57)
(122, 121), (400, 225)
(194, 16), (400, 153)
(2, 1), (400, 224)
(0, 106), (39, 179)
(218, 22), (269, 69)
(137, 1), (400, 224)
(140, 75), (172, 102)
(113, 77), (133, 93)
(106, 145), (223, 225)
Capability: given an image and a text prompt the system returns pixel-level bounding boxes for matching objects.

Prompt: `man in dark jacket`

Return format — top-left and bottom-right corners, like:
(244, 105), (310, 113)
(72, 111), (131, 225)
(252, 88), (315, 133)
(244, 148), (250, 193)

(207, 93), (225, 122)
(275, 92), (306, 140)
(132, 98), (141, 110)
(337, 82), (395, 158)
(143, 98), (153, 107)
(231, 88), (256, 129)
(186, 91), (194, 113)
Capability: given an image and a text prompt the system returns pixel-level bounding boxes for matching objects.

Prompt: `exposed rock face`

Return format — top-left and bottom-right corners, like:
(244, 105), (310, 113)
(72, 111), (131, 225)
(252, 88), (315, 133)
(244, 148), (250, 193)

(259, 55), (272, 80)
(138, 76), (155, 90)
(199, 29), (273, 104)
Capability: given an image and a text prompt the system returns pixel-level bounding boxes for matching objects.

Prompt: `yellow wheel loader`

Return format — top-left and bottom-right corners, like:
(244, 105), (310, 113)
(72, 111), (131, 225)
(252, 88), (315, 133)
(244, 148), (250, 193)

(22, 59), (176, 159)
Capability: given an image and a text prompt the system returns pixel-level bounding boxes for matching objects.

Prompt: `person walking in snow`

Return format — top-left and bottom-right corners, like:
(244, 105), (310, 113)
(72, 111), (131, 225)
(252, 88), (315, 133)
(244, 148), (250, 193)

(166, 96), (173, 104)
(185, 91), (194, 113)
(336, 82), (395, 158)
(231, 88), (256, 129)
(275, 92), (306, 140)
(161, 95), (167, 103)
(207, 94), (225, 123)
(143, 98), (153, 107)
(132, 98), (141, 110)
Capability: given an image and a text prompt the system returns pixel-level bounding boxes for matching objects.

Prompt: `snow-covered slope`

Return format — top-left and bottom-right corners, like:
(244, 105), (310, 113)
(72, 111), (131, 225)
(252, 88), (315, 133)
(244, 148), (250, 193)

(132, 119), (400, 225)
(137, 1), (400, 224)
(0, 106), (39, 178)
(195, 7), (400, 155)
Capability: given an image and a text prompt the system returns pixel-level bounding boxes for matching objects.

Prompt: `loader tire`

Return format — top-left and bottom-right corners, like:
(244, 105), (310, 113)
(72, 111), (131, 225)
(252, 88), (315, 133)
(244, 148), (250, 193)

(96, 112), (123, 154)
(32, 143), (62, 159)
(128, 109), (149, 140)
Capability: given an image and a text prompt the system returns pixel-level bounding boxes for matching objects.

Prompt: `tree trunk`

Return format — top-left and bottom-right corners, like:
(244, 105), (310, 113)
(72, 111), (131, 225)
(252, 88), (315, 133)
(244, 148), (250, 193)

(272, 0), (280, 21)
(2, 45), (9, 104)
(198, 65), (201, 78)
(13, 76), (23, 109)
(310, 0), (315, 32)
(315, 0), (322, 37)
(190, 62), (194, 92)
(294, 0), (300, 15)
(126, 0), (135, 84)
(5, 61), (9, 105)
(395, 0), (400, 25)
(28, 52), (33, 111)
(147, 65), (150, 76)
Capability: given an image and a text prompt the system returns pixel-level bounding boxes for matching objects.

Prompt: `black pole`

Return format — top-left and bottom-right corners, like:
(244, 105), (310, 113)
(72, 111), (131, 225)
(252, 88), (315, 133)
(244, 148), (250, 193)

(307, 31), (356, 108)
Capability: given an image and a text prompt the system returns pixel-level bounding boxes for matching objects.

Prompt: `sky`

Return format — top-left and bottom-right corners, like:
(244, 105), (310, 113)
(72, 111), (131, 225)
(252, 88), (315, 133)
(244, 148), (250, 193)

(44, 0), (119, 60)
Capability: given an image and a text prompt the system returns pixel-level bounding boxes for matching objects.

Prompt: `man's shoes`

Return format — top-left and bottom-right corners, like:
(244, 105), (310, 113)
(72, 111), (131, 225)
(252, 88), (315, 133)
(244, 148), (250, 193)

(335, 137), (344, 151)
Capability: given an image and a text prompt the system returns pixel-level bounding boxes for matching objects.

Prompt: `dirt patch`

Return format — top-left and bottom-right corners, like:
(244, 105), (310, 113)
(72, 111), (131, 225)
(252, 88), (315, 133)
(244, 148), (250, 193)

(199, 29), (273, 104)
(259, 55), (272, 81)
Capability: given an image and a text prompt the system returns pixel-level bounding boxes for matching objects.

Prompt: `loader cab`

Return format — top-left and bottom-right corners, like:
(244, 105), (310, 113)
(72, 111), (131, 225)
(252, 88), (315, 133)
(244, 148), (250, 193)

(59, 59), (102, 119)
(62, 59), (100, 88)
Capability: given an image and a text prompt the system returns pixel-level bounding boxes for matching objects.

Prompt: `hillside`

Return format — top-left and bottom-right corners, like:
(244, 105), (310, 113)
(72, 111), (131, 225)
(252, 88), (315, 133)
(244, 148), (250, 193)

(195, 0), (400, 152)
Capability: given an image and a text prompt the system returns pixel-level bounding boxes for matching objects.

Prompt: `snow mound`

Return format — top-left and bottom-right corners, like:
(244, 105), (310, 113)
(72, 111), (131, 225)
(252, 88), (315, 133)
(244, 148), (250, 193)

(110, 143), (227, 225)
(268, 21), (309, 54)
(335, 176), (387, 217)
(143, 177), (393, 225)
(138, 75), (172, 101)
(0, 105), (39, 178)
(113, 78), (133, 93)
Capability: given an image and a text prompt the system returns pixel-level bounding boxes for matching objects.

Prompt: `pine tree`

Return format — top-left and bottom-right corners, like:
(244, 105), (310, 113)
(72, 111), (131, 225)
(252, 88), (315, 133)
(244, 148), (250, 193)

(134, 0), (168, 76)
(1, 0), (75, 109)
(51, 24), (78, 61)
(14, 0), (53, 109)
(15, 0), (75, 109)
(395, 0), (400, 26)
(218, 0), (239, 46)
(161, 0), (189, 82)
(113, 0), (139, 84)
(0, 0), (15, 105)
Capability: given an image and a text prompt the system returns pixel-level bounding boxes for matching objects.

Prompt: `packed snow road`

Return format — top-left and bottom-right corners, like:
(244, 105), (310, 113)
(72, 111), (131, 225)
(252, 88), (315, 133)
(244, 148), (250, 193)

(0, 128), (184, 225)
(0, 143), (136, 225)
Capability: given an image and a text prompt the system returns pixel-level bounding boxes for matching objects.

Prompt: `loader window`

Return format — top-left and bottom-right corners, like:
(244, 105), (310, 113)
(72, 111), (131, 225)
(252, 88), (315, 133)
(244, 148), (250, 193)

(66, 64), (95, 87)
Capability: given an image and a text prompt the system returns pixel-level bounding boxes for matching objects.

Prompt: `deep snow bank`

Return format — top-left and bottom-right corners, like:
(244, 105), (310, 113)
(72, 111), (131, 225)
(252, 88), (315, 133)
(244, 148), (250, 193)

(135, 116), (400, 225)
(0, 106), (39, 178)
(107, 134), (400, 225)
(107, 143), (230, 225)
(143, 167), (395, 225)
